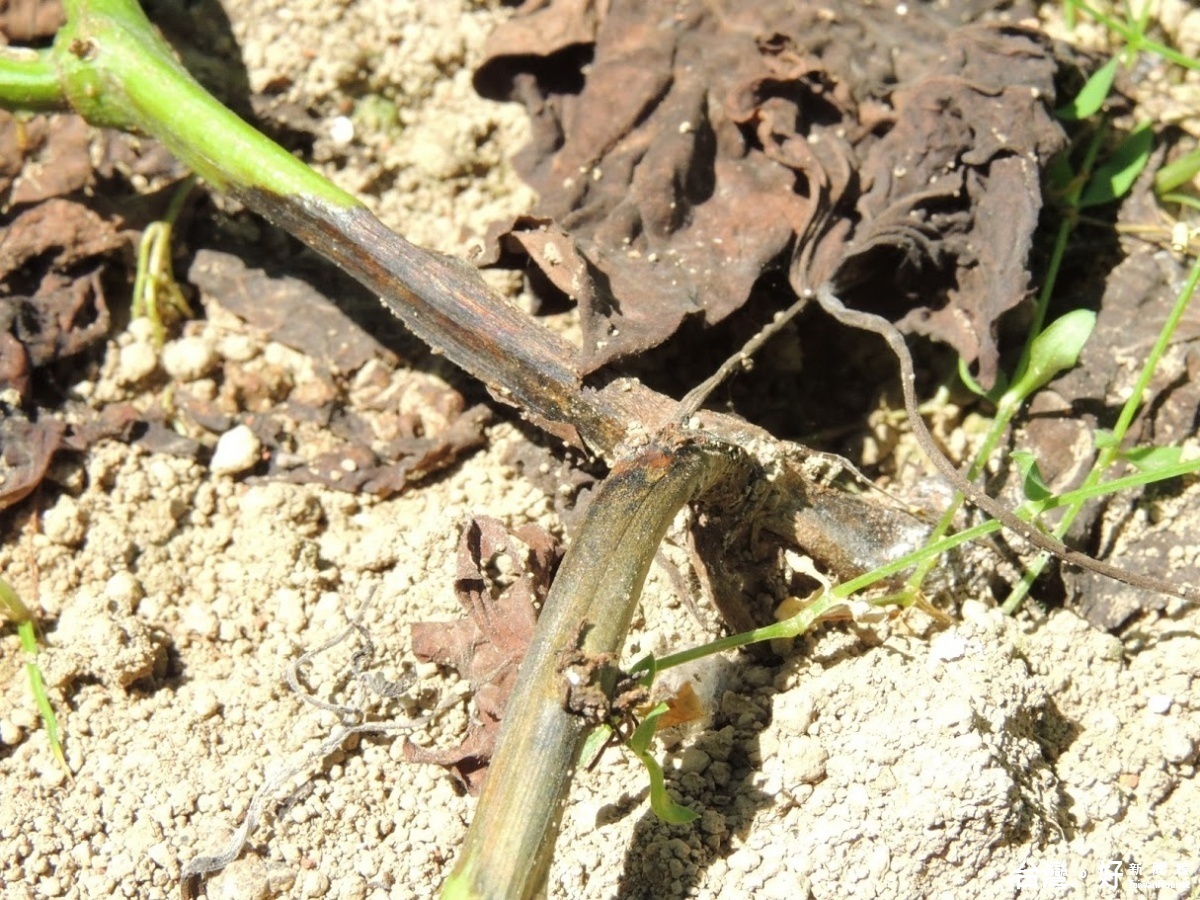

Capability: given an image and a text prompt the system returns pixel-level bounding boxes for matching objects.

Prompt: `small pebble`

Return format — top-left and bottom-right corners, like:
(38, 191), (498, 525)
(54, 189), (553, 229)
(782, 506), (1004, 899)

(210, 425), (262, 476)
(930, 631), (968, 662)
(162, 336), (217, 381)
(329, 115), (356, 146)
(116, 342), (159, 386)
(189, 686), (222, 721)
(0, 718), (24, 745)
(104, 572), (144, 613)
(1146, 695), (1173, 715)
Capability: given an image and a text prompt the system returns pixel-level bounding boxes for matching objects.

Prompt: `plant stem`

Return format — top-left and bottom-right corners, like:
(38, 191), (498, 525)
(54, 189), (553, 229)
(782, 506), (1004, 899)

(0, 577), (67, 775)
(1070, 1), (1200, 70)
(1001, 251), (1200, 612)
(443, 436), (748, 900)
(2, 0), (679, 458)
(0, 47), (66, 110)
(50, 0), (355, 205)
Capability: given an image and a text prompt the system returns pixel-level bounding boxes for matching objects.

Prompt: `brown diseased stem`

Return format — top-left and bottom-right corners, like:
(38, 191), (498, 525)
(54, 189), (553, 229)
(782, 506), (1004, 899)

(245, 191), (675, 459)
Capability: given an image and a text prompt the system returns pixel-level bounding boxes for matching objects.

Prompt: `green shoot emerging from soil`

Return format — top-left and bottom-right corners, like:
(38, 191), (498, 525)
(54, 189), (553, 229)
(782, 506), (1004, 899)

(0, 576), (68, 776)
(131, 175), (197, 347)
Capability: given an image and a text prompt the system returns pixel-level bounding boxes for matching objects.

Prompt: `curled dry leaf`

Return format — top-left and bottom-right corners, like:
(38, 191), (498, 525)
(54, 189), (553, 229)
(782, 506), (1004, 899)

(477, 1), (1061, 388)
(405, 516), (560, 793)
(0, 413), (66, 512)
(0, 197), (122, 401)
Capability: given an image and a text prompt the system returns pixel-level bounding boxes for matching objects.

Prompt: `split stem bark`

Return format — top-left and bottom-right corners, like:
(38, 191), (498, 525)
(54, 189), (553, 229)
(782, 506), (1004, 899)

(443, 437), (743, 899)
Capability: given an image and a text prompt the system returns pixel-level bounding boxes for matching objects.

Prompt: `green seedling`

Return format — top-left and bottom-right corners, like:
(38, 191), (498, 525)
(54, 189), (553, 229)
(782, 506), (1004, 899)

(627, 702), (699, 825)
(130, 175), (196, 347)
(1078, 121), (1154, 209)
(0, 576), (68, 776)
(1001, 252), (1200, 611)
(1055, 56), (1120, 122)
(1155, 147), (1200, 207)
(904, 4), (1200, 613)
(1066, 1), (1200, 72)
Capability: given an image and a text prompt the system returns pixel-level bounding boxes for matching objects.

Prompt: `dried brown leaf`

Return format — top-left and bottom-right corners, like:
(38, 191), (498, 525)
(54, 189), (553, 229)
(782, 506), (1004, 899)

(0, 413), (66, 512)
(405, 516), (560, 793)
(477, 1), (1057, 385)
(0, 0), (65, 43)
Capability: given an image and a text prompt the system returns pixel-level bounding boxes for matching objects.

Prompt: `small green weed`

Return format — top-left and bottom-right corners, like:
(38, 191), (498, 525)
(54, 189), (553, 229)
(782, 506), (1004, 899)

(130, 175), (196, 347)
(618, 2), (1200, 818)
(0, 575), (68, 776)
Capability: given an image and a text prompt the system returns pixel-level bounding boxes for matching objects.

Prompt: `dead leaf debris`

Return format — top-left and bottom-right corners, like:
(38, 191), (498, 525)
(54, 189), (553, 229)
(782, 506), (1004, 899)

(405, 516), (560, 793)
(477, 1), (1061, 390)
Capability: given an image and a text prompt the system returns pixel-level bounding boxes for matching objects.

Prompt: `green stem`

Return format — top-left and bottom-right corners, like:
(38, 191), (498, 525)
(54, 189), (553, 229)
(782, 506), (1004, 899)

(657, 446), (1200, 669)
(905, 215), (1075, 594)
(1070, 2), (1200, 70)
(0, 576), (67, 774)
(0, 47), (67, 111)
(1001, 251), (1200, 612)
(444, 439), (747, 899)
(51, 0), (355, 206)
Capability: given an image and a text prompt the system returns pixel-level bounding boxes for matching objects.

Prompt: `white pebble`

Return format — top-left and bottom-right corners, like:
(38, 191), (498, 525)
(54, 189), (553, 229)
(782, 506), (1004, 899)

(930, 631), (968, 662)
(210, 425), (262, 476)
(0, 718), (23, 745)
(1146, 694), (1173, 715)
(189, 686), (222, 721)
(162, 335), (217, 381)
(329, 115), (356, 146)
(116, 342), (159, 385)
(104, 572), (144, 612)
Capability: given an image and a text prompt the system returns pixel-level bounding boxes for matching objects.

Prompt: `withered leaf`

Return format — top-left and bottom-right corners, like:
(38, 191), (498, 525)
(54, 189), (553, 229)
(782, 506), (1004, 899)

(187, 249), (490, 495)
(477, 1), (1058, 386)
(0, 413), (66, 513)
(0, 198), (123, 402)
(0, 113), (93, 206)
(405, 516), (560, 793)
(822, 24), (1065, 389)
(263, 404), (491, 497)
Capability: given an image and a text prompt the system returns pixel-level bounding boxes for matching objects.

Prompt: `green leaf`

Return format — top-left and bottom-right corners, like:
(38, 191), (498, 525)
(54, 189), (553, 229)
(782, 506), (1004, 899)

(629, 704), (698, 824)
(1056, 57), (1120, 122)
(1078, 123), (1154, 208)
(629, 653), (657, 688)
(1010, 450), (1053, 503)
(629, 703), (664, 756)
(1122, 445), (1184, 472)
(579, 724), (613, 769)
(958, 356), (1009, 402)
(1155, 146), (1200, 197)
(1006, 309), (1096, 403)
(1, 577), (67, 775)
(1092, 428), (1117, 451)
